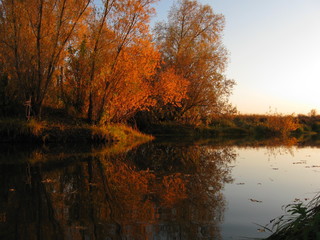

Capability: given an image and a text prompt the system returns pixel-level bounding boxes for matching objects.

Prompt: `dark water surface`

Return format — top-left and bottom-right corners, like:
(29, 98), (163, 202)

(0, 140), (320, 240)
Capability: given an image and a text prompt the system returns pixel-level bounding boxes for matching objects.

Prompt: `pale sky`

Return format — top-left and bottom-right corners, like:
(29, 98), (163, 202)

(152, 0), (320, 114)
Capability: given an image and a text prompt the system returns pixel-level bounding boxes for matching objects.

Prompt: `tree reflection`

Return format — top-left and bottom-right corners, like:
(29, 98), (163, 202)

(0, 142), (236, 240)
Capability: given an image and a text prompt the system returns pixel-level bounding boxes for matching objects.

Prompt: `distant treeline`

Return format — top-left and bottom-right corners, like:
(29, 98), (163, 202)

(142, 113), (320, 139)
(209, 113), (320, 137)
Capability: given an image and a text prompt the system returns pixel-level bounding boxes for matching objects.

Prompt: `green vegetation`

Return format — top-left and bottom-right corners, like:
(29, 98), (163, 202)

(2, 108), (320, 146)
(145, 113), (320, 141)
(265, 194), (320, 240)
(209, 114), (300, 137)
(0, 108), (153, 144)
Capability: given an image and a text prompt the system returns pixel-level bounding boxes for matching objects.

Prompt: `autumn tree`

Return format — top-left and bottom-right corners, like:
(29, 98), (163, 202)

(0, 0), (191, 122)
(60, 0), (160, 123)
(0, 0), (91, 117)
(63, 0), (188, 124)
(92, 0), (168, 123)
(154, 0), (235, 124)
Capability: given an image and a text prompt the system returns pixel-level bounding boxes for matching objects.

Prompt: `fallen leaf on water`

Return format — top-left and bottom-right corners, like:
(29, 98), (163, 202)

(257, 228), (265, 232)
(236, 183), (245, 185)
(293, 160), (306, 165)
(249, 198), (262, 203)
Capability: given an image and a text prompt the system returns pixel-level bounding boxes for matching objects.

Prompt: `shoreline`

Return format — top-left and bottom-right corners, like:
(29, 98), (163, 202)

(0, 118), (153, 145)
(1, 113), (320, 146)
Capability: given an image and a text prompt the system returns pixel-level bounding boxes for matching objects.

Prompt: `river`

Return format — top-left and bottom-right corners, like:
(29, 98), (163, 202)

(0, 139), (319, 239)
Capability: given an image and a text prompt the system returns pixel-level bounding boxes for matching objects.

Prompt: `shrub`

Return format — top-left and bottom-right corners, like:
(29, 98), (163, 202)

(264, 113), (300, 136)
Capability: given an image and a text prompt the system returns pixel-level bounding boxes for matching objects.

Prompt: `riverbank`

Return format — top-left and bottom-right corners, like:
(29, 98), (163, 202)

(143, 114), (320, 140)
(0, 118), (153, 144)
(2, 111), (320, 145)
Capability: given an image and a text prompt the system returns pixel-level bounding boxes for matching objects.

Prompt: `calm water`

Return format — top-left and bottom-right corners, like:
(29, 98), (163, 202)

(0, 140), (320, 239)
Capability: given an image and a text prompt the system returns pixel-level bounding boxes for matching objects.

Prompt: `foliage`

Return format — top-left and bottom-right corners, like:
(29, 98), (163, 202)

(144, 112), (320, 143)
(209, 113), (300, 137)
(0, 0), (91, 116)
(266, 194), (320, 240)
(62, 0), (163, 122)
(0, 0), (200, 123)
(153, 0), (235, 123)
(263, 112), (300, 136)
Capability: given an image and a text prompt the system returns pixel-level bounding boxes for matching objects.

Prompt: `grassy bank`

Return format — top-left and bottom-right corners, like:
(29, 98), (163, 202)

(145, 114), (320, 140)
(2, 110), (320, 145)
(0, 118), (153, 144)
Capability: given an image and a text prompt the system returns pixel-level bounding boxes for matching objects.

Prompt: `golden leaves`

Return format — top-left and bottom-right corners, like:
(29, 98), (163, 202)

(1, 0), (208, 121)
(154, 0), (233, 122)
(154, 68), (189, 107)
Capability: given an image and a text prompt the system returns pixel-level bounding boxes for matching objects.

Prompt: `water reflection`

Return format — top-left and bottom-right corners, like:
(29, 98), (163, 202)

(0, 142), (235, 240)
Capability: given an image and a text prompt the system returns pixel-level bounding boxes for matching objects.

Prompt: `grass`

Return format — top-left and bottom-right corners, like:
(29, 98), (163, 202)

(209, 113), (300, 137)
(265, 193), (320, 240)
(91, 123), (153, 145)
(0, 118), (46, 141)
(146, 113), (320, 141)
(0, 116), (153, 165)
(0, 118), (153, 144)
(2, 106), (320, 145)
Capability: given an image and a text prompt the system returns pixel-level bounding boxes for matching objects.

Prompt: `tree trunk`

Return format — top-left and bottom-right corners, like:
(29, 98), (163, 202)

(87, 91), (93, 123)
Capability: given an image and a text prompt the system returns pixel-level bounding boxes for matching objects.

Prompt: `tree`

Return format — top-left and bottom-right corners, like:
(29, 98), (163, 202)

(92, 0), (160, 123)
(154, 0), (235, 123)
(0, 0), (192, 122)
(0, 0), (91, 117)
(63, 0), (163, 123)
(61, 38), (91, 114)
(308, 109), (317, 117)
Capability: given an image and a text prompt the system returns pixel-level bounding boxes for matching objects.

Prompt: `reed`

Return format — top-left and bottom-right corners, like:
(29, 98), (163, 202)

(266, 193), (320, 239)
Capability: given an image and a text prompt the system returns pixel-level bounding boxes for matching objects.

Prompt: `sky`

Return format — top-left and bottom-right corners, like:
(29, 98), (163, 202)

(152, 0), (320, 114)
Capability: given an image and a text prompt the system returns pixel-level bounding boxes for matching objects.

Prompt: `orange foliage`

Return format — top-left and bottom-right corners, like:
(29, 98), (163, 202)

(0, 0), (91, 115)
(0, 0), (193, 121)
(264, 113), (300, 136)
(154, 0), (234, 122)
(60, 0), (187, 123)
(99, 39), (161, 122)
(154, 68), (189, 107)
